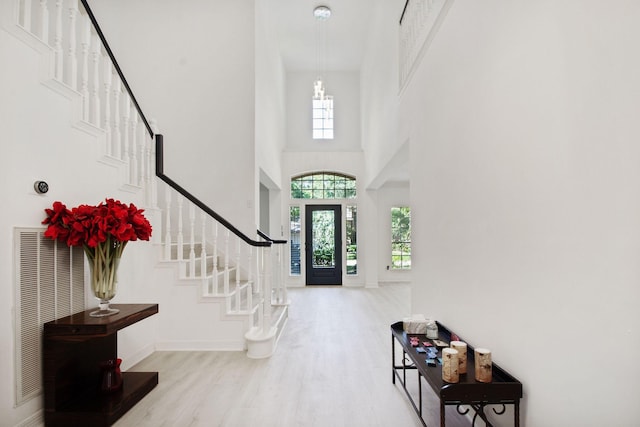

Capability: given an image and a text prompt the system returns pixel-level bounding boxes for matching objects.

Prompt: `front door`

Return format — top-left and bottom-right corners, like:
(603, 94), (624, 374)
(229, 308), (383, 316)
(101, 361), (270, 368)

(305, 205), (342, 285)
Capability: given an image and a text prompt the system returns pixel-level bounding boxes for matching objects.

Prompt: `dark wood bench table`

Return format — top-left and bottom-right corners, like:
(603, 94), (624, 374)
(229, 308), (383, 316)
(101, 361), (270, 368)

(391, 321), (522, 427)
(43, 304), (159, 426)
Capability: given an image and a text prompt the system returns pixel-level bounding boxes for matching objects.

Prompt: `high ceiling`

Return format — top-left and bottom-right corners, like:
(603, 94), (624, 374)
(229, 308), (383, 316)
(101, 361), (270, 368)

(261, 0), (410, 186)
(262, 0), (405, 72)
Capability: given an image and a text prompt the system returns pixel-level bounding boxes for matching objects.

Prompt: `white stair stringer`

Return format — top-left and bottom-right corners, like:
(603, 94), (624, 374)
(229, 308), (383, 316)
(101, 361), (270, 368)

(155, 240), (288, 354)
(245, 302), (289, 359)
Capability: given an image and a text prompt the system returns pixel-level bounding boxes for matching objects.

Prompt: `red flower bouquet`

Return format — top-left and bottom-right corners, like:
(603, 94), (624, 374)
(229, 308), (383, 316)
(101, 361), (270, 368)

(42, 199), (152, 316)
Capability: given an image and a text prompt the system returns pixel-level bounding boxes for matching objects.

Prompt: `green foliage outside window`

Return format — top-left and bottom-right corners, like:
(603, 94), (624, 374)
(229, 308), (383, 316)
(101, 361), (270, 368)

(312, 210), (335, 267)
(346, 206), (357, 275)
(291, 172), (356, 199)
(391, 207), (411, 269)
(290, 206), (301, 275)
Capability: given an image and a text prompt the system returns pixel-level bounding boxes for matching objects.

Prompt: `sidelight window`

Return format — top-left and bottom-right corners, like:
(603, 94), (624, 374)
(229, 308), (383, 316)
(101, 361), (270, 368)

(391, 207), (411, 269)
(346, 205), (357, 275)
(290, 206), (301, 275)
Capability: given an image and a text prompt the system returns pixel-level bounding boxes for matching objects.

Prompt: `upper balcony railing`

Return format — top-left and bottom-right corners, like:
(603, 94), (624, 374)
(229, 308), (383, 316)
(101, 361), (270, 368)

(399, 0), (453, 91)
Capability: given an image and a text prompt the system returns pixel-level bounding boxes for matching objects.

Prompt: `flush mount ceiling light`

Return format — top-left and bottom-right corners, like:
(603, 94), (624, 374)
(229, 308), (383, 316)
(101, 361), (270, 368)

(313, 5), (332, 21)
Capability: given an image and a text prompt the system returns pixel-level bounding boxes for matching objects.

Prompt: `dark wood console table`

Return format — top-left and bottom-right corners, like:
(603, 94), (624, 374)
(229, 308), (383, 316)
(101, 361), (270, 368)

(391, 321), (522, 427)
(43, 304), (159, 426)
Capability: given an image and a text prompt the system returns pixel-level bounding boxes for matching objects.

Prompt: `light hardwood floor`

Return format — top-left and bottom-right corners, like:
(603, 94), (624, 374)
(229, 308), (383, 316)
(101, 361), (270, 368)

(115, 284), (468, 427)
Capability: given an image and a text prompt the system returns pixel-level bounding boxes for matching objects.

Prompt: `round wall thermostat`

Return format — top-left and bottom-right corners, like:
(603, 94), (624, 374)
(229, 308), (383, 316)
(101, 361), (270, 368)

(34, 181), (49, 194)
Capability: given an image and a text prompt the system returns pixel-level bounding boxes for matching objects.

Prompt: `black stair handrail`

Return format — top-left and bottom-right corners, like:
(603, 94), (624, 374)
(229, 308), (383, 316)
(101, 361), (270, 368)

(80, 0), (153, 137)
(80, 1), (271, 249)
(156, 136), (270, 247)
(400, 0), (410, 25)
(257, 230), (287, 245)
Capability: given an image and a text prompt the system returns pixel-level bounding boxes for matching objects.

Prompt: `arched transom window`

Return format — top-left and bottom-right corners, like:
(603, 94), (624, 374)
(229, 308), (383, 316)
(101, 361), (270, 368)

(290, 172), (356, 199)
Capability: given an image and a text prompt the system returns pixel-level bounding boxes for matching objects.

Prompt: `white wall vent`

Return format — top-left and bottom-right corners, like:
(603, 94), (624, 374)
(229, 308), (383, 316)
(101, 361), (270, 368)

(14, 228), (85, 406)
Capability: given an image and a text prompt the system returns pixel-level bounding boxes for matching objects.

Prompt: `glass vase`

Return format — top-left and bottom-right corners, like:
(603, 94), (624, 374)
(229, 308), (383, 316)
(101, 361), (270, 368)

(100, 358), (123, 393)
(87, 240), (124, 317)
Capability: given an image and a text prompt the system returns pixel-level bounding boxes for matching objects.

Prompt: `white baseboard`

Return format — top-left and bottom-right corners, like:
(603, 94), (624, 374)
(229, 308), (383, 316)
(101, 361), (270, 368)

(120, 342), (156, 371)
(154, 340), (245, 352)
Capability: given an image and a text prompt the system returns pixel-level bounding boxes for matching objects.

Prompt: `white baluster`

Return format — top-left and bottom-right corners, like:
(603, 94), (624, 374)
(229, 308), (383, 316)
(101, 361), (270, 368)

(235, 237), (241, 290)
(102, 61), (112, 150)
(223, 229), (230, 296)
(247, 246), (254, 294)
(256, 247), (265, 331)
(130, 114), (138, 186)
(200, 211), (207, 290)
(246, 282), (253, 321)
(22, 0), (32, 31)
(270, 245), (278, 303)
(188, 203), (196, 277)
(212, 222), (219, 294)
(53, 0), (63, 81)
(148, 120), (158, 208)
(262, 246), (273, 333)
(164, 186), (172, 260)
(257, 250), (265, 331)
(79, 15), (90, 122)
(235, 236), (241, 312)
(224, 230), (232, 313)
(67, 0), (79, 89)
(137, 123), (145, 187)
(121, 97), (131, 175)
(280, 244), (288, 304)
(142, 134), (151, 204)
(39, 0), (49, 44)
(277, 245), (284, 303)
(112, 76), (121, 158)
(176, 196), (184, 262)
(148, 136), (155, 205)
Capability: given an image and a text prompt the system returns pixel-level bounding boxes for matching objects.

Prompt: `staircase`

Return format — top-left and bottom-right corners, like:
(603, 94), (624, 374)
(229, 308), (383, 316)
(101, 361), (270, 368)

(3, 0), (288, 358)
(154, 161), (290, 357)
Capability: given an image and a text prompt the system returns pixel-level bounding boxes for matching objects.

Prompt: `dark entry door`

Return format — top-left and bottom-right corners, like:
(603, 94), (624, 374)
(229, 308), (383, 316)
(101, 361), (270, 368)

(305, 205), (342, 285)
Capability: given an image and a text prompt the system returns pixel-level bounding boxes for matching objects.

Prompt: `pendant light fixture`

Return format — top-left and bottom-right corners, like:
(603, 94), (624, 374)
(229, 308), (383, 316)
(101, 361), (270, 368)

(313, 5), (331, 101)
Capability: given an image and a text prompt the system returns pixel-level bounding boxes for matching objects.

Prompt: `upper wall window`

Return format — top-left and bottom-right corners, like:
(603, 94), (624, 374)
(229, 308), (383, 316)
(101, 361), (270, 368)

(291, 172), (356, 199)
(312, 96), (334, 139)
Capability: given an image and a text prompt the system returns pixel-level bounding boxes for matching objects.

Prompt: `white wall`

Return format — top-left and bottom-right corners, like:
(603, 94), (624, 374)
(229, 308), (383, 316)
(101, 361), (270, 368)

(402, 1), (640, 425)
(285, 70), (361, 152)
(0, 18), (159, 425)
(90, 0), (258, 236)
(360, 0), (403, 187)
(255, 0), (286, 237)
(255, 0), (285, 186)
